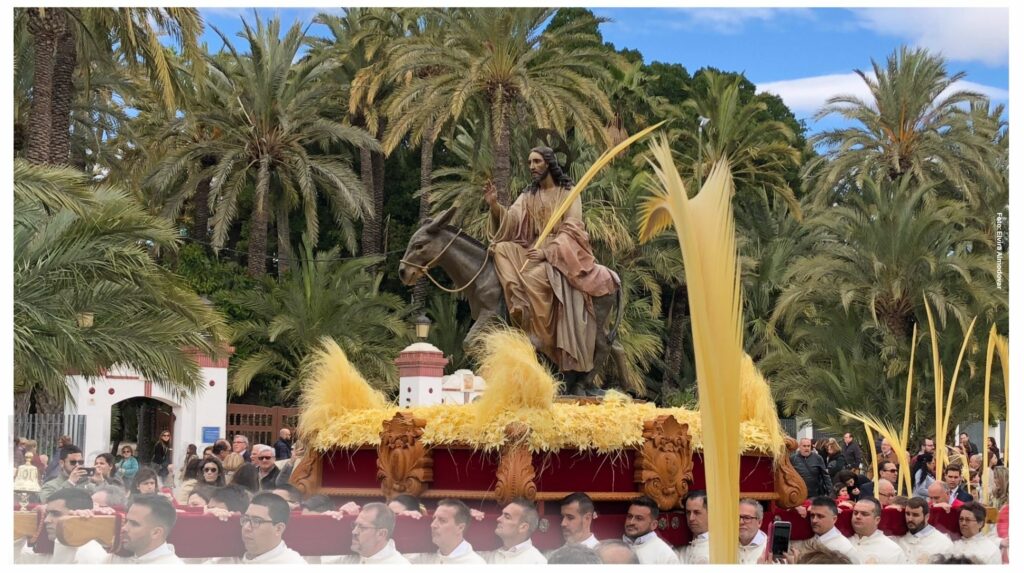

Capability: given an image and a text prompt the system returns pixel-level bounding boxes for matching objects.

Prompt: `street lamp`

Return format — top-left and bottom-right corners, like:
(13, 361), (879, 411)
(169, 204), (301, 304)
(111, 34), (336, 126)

(414, 314), (432, 340)
(698, 116), (710, 188)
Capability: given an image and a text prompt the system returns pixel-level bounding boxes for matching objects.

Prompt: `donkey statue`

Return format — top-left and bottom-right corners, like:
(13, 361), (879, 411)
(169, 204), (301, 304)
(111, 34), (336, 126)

(399, 207), (629, 396)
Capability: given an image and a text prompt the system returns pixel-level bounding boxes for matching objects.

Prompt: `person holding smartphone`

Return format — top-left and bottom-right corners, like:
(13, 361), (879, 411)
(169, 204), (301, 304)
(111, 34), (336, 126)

(38, 445), (95, 502)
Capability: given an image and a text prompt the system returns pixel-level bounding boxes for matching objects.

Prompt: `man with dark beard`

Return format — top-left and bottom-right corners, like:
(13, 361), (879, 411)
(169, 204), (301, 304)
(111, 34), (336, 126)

(485, 147), (618, 375)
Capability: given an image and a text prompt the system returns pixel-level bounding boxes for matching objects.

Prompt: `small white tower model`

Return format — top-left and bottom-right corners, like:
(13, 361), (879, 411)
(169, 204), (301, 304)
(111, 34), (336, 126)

(395, 342), (449, 407)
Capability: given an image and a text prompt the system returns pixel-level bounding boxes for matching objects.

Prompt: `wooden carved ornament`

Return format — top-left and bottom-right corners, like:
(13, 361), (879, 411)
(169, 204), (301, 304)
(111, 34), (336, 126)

(634, 415), (694, 511)
(494, 422), (537, 506)
(377, 412), (433, 499)
(289, 449), (323, 498)
(773, 436), (809, 508)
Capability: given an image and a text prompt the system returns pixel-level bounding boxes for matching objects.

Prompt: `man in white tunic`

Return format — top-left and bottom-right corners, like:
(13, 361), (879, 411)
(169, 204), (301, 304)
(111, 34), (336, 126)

(557, 492), (599, 550)
(678, 490), (710, 563)
(795, 496), (859, 563)
(948, 502), (1001, 564)
(897, 497), (953, 564)
(332, 502), (410, 564)
(849, 497), (907, 563)
(486, 498), (547, 564)
(215, 492), (305, 564)
(14, 489), (108, 564)
(622, 495), (679, 564)
(738, 498), (768, 564)
(108, 494), (184, 564)
(414, 499), (485, 564)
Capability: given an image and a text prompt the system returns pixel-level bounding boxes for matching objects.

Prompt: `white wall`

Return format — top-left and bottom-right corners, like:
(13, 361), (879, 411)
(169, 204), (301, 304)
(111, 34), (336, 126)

(65, 360), (228, 471)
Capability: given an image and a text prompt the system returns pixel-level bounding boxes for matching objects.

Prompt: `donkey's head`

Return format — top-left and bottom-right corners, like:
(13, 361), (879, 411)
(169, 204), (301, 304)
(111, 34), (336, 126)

(398, 207), (457, 286)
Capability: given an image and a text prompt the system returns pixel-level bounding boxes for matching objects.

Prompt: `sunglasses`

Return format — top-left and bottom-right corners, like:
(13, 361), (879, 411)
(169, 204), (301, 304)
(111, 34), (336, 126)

(67, 459), (85, 466)
(257, 456), (274, 461)
(203, 467), (219, 473)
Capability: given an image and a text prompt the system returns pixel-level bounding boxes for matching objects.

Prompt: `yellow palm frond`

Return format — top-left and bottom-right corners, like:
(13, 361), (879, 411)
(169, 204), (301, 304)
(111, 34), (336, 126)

(900, 323), (917, 496)
(839, 409), (912, 494)
(940, 316), (978, 466)
(640, 135), (741, 564)
(983, 326), (1009, 496)
(636, 192), (676, 244)
(922, 296), (947, 476)
(298, 337), (388, 439)
(995, 334), (1009, 467)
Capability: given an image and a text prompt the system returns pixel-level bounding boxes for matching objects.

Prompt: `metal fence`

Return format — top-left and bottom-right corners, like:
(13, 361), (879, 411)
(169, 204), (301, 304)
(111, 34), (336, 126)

(12, 414), (87, 458)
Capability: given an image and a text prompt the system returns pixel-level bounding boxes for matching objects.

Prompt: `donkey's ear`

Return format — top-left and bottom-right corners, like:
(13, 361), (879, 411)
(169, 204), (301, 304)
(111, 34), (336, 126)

(432, 206), (457, 228)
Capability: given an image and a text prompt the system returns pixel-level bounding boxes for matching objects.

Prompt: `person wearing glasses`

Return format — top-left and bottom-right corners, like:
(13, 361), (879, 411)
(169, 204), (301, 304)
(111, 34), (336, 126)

(251, 444), (280, 490)
(117, 445), (140, 483)
(38, 445), (94, 503)
(331, 502), (411, 564)
(849, 497), (907, 563)
(876, 478), (897, 508)
(152, 431), (173, 486)
(737, 498), (767, 564)
(947, 501), (1000, 564)
(214, 492), (305, 564)
(232, 434), (252, 463)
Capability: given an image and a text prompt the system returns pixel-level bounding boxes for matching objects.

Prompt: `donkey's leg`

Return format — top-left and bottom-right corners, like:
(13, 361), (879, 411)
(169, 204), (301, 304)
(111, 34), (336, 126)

(580, 293), (615, 394)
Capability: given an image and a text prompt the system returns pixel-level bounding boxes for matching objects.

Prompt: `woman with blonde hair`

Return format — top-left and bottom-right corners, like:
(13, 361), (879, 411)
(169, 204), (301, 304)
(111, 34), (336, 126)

(221, 451), (245, 481)
(988, 466), (1008, 510)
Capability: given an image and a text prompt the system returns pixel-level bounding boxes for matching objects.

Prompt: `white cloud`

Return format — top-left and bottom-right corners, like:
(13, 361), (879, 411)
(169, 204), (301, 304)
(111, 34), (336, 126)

(657, 8), (815, 35)
(855, 8), (1008, 66)
(757, 73), (1009, 116)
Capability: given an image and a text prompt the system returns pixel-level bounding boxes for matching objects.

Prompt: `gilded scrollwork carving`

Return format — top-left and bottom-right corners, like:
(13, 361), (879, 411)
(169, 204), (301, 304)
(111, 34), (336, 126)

(633, 415), (694, 511)
(377, 412), (433, 499)
(773, 436), (809, 508)
(494, 422), (537, 505)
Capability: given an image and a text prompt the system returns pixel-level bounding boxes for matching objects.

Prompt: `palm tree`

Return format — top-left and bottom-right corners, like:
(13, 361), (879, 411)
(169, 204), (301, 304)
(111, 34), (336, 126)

(18, 7), (204, 166)
(805, 46), (996, 205)
(148, 16), (379, 278)
(14, 160), (228, 413)
(771, 175), (1004, 377)
(229, 242), (412, 399)
(384, 8), (617, 205)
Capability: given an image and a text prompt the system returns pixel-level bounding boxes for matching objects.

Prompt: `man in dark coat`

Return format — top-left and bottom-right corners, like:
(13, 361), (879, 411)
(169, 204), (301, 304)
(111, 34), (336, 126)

(791, 438), (832, 498)
(273, 428), (292, 462)
(842, 432), (863, 471)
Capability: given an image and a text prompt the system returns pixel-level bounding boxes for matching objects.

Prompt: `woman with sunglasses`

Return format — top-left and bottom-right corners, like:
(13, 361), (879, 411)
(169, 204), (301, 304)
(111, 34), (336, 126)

(116, 445), (139, 482)
(152, 431), (173, 485)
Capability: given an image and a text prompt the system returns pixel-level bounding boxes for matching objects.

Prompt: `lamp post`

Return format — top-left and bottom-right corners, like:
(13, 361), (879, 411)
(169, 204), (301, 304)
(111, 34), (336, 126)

(698, 116), (710, 187)
(414, 314), (432, 340)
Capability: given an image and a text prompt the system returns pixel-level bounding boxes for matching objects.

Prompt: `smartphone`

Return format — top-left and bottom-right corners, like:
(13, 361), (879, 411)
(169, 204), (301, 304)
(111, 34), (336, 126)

(82, 466), (96, 476)
(771, 520), (792, 558)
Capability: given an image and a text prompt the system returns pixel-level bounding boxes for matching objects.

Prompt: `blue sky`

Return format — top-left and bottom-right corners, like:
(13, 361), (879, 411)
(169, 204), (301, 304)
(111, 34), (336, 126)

(198, 6), (1010, 135)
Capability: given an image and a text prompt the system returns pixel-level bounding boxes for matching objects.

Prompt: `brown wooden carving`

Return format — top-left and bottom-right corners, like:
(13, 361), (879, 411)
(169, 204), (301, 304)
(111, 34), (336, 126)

(377, 412), (433, 499)
(634, 415), (694, 511)
(773, 436), (809, 508)
(289, 450), (323, 498)
(494, 422), (537, 506)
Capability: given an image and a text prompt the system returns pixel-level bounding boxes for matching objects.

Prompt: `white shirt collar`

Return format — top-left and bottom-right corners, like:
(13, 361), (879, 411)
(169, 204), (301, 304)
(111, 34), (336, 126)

(854, 529), (883, 542)
(364, 539), (400, 562)
(244, 540), (289, 562)
(742, 530), (768, 548)
(134, 543), (176, 563)
(624, 530), (660, 546)
(817, 526), (842, 542)
(912, 525), (936, 538)
(499, 538), (535, 554)
(693, 531), (710, 541)
(439, 539), (472, 558)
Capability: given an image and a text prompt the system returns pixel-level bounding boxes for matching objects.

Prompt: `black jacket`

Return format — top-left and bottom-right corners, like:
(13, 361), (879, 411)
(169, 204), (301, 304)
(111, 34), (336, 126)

(842, 441), (863, 470)
(274, 439), (292, 462)
(259, 465), (281, 491)
(791, 451), (832, 498)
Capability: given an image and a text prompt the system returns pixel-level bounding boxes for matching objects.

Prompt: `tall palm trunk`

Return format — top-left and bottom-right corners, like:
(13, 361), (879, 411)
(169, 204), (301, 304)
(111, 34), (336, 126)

(412, 121), (435, 308)
(276, 201), (292, 275)
(14, 390), (32, 416)
(662, 284), (689, 397)
(491, 98), (512, 206)
(359, 146), (379, 256)
(33, 387), (65, 416)
(247, 157), (271, 278)
(26, 8), (64, 165)
(372, 150), (386, 250)
(192, 156), (216, 244)
(49, 17), (77, 166)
